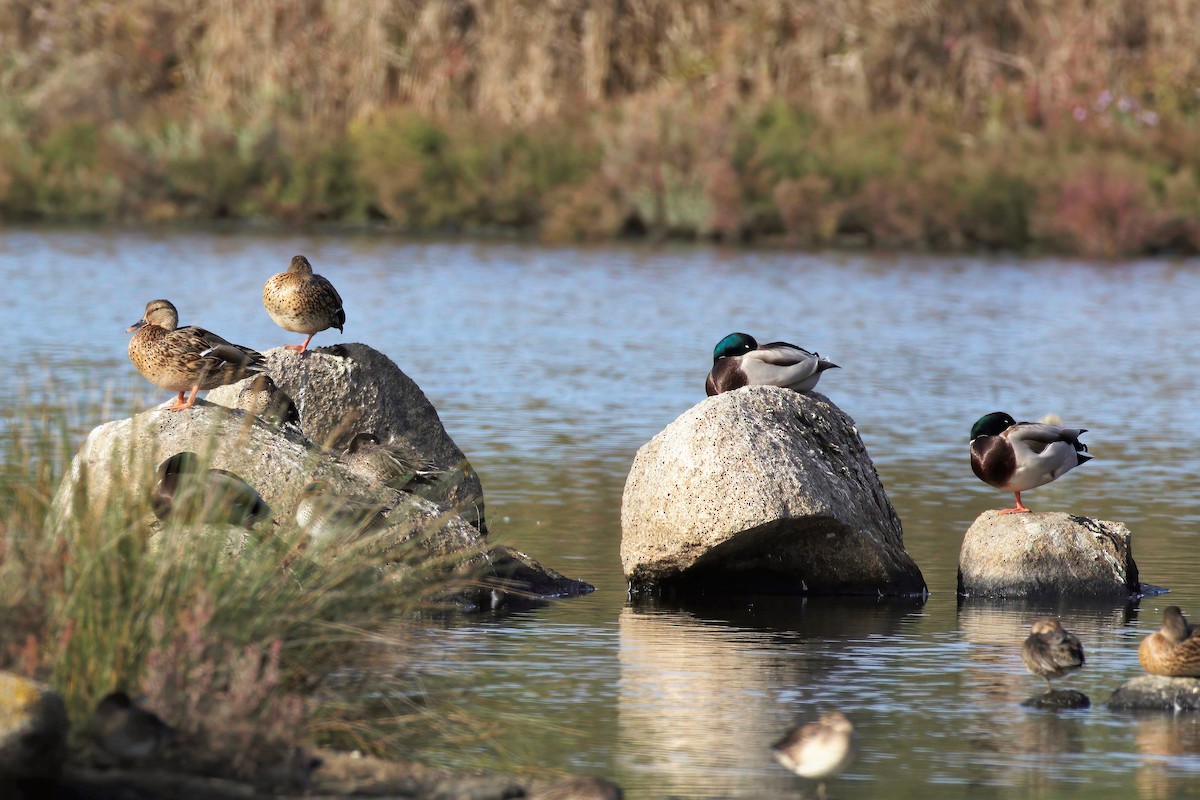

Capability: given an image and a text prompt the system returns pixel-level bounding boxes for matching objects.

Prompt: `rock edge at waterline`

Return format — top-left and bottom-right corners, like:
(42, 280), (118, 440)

(621, 386), (927, 597)
(958, 511), (1142, 600)
(1107, 675), (1200, 711)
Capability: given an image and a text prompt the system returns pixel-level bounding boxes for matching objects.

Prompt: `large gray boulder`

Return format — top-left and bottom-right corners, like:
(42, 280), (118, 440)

(621, 386), (927, 596)
(1108, 675), (1200, 710)
(208, 344), (485, 532)
(0, 672), (68, 779)
(958, 511), (1140, 599)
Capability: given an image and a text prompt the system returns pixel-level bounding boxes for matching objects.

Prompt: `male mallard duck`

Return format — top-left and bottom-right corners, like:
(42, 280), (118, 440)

(1138, 606), (1200, 677)
(294, 481), (390, 547)
(772, 711), (856, 800)
(705, 332), (838, 396)
(127, 299), (266, 411)
(1021, 617), (1085, 692)
(153, 452), (271, 529)
(93, 691), (172, 766)
(969, 411), (1092, 514)
(262, 255), (345, 353)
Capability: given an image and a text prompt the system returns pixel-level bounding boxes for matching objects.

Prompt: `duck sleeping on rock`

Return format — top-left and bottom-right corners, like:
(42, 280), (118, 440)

(969, 411), (1092, 514)
(1139, 606), (1200, 677)
(127, 299), (266, 411)
(1021, 617), (1085, 692)
(705, 332), (839, 396)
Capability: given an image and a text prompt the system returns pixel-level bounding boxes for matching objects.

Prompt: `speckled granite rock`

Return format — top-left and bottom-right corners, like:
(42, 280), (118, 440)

(209, 344), (485, 532)
(1107, 675), (1200, 710)
(621, 386), (926, 596)
(958, 511), (1140, 599)
(0, 672), (69, 779)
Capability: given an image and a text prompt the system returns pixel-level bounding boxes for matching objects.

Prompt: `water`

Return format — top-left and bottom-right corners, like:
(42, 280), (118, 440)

(4, 229), (1200, 798)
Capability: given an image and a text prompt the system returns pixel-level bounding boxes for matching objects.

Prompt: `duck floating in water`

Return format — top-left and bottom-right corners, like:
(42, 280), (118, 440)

(1021, 617), (1085, 692)
(969, 411), (1092, 514)
(705, 332), (839, 397)
(153, 451), (271, 529)
(1139, 606), (1200, 677)
(262, 255), (345, 353)
(127, 299), (266, 411)
(771, 711), (856, 800)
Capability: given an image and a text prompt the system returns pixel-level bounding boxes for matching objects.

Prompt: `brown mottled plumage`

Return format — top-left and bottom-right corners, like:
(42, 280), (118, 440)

(1021, 617), (1085, 691)
(262, 255), (345, 353)
(127, 299), (265, 411)
(1139, 606), (1200, 677)
(772, 711), (856, 800)
(243, 374), (301, 427)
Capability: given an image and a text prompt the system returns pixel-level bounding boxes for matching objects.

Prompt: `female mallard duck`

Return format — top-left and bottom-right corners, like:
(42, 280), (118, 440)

(262, 255), (345, 353)
(341, 432), (442, 492)
(969, 411), (1092, 514)
(1021, 617), (1085, 691)
(705, 332), (839, 396)
(294, 481), (390, 547)
(1138, 606), (1200, 677)
(152, 451), (271, 529)
(128, 299), (266, 411)
(772, 711), (855, 800)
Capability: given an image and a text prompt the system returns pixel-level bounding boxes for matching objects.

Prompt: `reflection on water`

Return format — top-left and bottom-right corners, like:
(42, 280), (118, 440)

(5, 230), (1200, 797)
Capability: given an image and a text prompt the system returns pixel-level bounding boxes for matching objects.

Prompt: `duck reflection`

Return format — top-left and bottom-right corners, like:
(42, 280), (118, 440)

(1132, 714), (1200, 800)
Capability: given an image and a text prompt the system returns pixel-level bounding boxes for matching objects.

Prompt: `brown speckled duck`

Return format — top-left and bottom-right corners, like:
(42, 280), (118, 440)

(127, 299), (265, 411)
(152, 451), (271, 529)
(772, 711), (856, 800)
(1139, 606), (1200, 677)
(1021, 617), (1085, 691)
(262, 255), (345, 353)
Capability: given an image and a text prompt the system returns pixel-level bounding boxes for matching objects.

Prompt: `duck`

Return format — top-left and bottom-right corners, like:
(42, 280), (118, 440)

(705, 332), (838, 396)
(243, 374), (301, 428)
(127, 299), (266, 411)
(1138, 606), (1200, 677)
(1021, 617), (1085, 692)
(969, 411), (1092, 514)
(262, 255), (345, 353)
(152, 451), (271, 529)
(340, 432), (443, 492)
(93, 691), (172, 766)
(771, 711), (856, 800)
(294, 481), (390, 547)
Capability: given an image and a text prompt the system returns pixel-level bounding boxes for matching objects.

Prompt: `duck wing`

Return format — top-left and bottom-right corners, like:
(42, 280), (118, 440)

(740, 343), (839, 391)
(1005, 423), (1089, 454)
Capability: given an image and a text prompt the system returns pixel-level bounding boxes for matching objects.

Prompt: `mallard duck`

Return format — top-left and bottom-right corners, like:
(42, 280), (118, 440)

(1021, 617), (1085, 691)
(772, 711), (856, 800)
(340, 432), (443, 492)
(262, 255), (345, 353)
(243, 374), (300, 428)
(93, 691), (172, 766)
(294, 481), (390, 547)
(969, 411), (1092, 514)
(1139, 606), (1200, 677)
(153, 452), (271, 529)
(705, 332), (838, 396)
(127, 299), (266, 411)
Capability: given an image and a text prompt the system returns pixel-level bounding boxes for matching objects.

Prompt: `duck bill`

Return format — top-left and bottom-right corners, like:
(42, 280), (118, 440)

(126, 320), (148, 333)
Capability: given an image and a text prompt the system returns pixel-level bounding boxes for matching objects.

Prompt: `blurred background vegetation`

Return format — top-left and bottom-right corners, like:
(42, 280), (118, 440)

(2, 0), (1199, 256)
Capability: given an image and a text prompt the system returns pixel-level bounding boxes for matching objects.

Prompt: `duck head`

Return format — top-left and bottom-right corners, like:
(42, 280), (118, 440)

(127, 299), (179, 333)
(712, 332), (757, 362)
(1162, 606), (1193, 642)
(970, 411), (1016, 441)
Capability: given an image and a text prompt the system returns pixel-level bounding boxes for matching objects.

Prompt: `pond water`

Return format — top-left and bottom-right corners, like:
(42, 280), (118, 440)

(4, 229), (1200, 799)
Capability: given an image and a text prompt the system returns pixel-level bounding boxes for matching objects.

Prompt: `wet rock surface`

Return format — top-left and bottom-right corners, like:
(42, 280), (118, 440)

(621, 386), (926, 597)
(1107, 675), (1200, 711)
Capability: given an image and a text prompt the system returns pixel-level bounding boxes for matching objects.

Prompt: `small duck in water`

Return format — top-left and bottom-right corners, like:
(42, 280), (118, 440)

(1021, 617), (1085, 692)
(771, 711), (856, 800)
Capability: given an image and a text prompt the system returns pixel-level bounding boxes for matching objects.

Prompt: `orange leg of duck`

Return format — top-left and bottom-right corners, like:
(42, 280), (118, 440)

(163, 386), (200, 411)
(285, 333), (317, 353)
(998, 491), (1031, 515)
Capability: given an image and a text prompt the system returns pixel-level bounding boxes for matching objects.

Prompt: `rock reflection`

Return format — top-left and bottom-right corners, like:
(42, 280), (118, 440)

(1131, 714), (1200, 800)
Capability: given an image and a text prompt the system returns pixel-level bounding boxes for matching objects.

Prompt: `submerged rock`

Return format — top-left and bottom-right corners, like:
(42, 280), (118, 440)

(0, 672), (69, 780)
(620, 386), (926, 597)
(209, 344), (486, 532)
(958, 511), (1140, 600)
(1020, 690), (1090, 710)
(1107, 675), (1200, 711)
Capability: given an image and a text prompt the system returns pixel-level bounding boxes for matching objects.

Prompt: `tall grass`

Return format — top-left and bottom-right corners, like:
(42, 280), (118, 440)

(0, 401), (480, 785)
(2, 1), (1199, 254)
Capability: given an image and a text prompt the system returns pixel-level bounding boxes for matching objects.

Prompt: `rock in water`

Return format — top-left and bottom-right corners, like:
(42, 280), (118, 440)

(209, 344), (485, 532)
(1107, 675), (1200, 711)
(958, 511), (1140, 599)
(620, 386), (926, 597)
